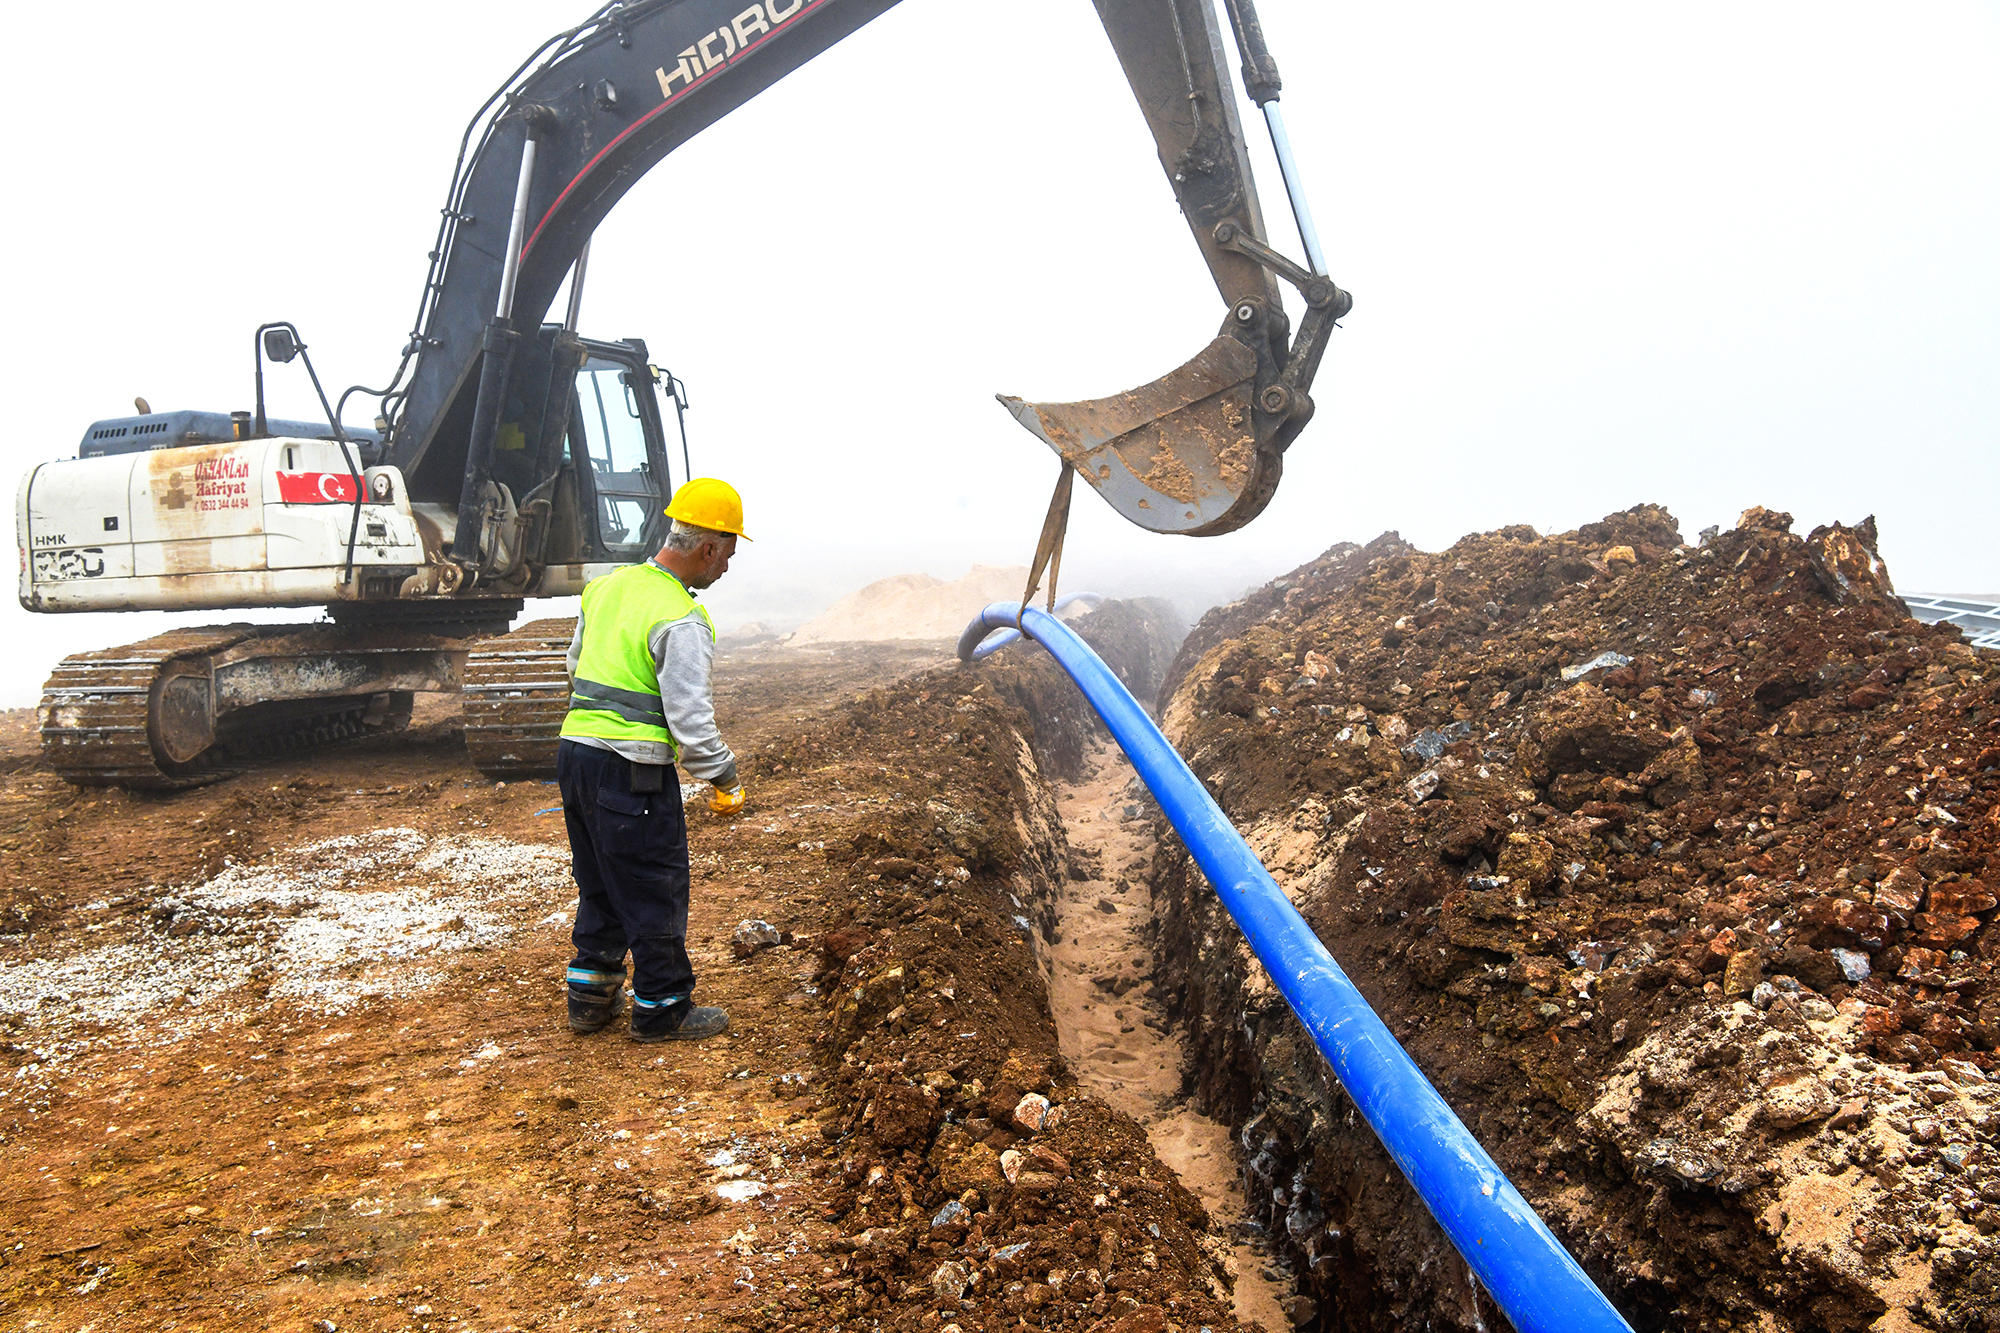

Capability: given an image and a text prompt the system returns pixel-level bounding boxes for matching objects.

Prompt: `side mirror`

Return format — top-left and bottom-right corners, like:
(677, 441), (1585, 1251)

(262, 327), (300, 363)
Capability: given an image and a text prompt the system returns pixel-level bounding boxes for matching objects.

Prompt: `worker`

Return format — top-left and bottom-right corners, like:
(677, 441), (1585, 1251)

(556, 477), (750, 1042)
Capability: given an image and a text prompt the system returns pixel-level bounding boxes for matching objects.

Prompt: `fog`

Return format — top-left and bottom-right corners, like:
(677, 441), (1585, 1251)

(4, 1), (1995, 705)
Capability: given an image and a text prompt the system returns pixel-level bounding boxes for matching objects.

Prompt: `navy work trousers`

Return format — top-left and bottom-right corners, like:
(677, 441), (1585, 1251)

(557, 739), (696, 1003)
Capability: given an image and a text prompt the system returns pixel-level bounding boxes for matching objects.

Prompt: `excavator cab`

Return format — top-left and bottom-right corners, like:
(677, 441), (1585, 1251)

(462, 328), (681, 580)
(565, 348), (670, 559)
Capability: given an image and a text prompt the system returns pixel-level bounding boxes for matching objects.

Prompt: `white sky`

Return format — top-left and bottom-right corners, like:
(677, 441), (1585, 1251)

(5, 1), (1997, 706)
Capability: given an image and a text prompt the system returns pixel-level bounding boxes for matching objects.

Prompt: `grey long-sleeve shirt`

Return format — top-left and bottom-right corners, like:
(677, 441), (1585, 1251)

(564, 588), (740, 792)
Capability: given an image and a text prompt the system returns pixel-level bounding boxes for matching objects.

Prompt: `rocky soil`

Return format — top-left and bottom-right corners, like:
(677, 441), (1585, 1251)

(1150, 506), (2000, 1332)
(0, 604), (1248, 1333)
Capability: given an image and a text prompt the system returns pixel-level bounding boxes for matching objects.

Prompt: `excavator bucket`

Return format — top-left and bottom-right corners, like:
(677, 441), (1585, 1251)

(998, 334), (1279, 537)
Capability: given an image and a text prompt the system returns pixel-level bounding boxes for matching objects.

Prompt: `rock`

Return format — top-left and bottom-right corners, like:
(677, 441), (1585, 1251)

(1095, 898), (1118, 914)
(1029, 1143), (1070, 1174)
(1013, 1170), (1061, 1193)
(1702, 930), (1738, 972)
(1916, 912), (1981, 947)
(1827, 1098), (1870, 1131)
(930, 1260), (971, 1302)
(1830, 947), (1871, 982)
(1519, 683), (1666, 785)
(1639, 1136), (1720, 1184)
(832, 963), (905, 1035)
(1736, 506), (1794, 534)
(1282, 1294), (1319, 1326)
(1604, 545), (1637, 568)
(1750, 981), (1777, 1010)
(1801, 898), (1891, 948)
(1402, 720), (1472, 764)
(1931, 883), (1998, 915)
(1761, 1075), (1838, 1129)
(1874, 865), (1926, 913)
(1899, 948), (1950, 983)
(1508, 956), (1561, 995)
(999, 1148), (1024, 1184)
(1105, 1307), (1168, 1333)
(929, 1126), (1003, 1194)
(1012, 1092), (1052, 1132)
(1845, 682), (1894, 711)
(1560, 651), (1634, 683)
(724, 912), (776, 956)
(1639, 736), (1706, 807)
(1497, 833), (1557, 891)
(1404, 769), (1442, 803)
(995, 1054), (1050, 1098)
(1722, 949), (1762, 998)
(871, 1082), (941, 1149)
(930, 1199), (968, 1229)
(1803, 516), (1905, 609)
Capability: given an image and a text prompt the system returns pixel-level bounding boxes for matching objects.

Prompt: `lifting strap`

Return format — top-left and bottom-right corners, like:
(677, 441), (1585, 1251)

(1016, 462), (1076, 628)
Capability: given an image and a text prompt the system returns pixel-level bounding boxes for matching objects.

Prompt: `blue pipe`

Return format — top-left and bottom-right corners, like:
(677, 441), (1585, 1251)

(960, 602), (1632, 1333)
(956, 591), (1103, 661)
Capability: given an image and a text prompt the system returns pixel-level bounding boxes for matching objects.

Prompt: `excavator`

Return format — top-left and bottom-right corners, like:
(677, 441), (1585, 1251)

(15, 0), (1349, 788)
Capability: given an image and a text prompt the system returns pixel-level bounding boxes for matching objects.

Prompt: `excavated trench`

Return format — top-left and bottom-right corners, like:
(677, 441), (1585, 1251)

(1039, 740), (1297, 1331)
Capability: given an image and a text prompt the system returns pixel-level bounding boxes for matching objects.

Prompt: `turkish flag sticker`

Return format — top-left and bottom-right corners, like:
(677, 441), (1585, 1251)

(275, 471), (359, 504)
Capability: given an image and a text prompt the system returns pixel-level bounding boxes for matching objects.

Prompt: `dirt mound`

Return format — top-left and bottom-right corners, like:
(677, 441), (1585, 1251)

(755, 598), (1241, 1329)
(1150, 505), (2000, 1331)
(786, 565), (1031, 646)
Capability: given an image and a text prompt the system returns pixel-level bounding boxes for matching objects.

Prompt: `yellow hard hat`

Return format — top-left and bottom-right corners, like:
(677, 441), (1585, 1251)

(663, 477), (751, 540)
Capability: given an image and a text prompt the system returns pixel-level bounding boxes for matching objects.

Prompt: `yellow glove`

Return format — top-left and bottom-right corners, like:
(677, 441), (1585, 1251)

(709, 784), (746, 816)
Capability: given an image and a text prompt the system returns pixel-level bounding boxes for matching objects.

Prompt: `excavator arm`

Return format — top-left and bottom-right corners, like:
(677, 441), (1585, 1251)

(1000, 0), (1350, 535)
(381, 0), (1346, 567)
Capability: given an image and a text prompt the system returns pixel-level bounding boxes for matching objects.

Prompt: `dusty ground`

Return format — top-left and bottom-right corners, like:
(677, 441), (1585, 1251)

(1151, 506), (2000, 1332)
(0, 612), (1254, 1333)
(0, 641), (955, 1332)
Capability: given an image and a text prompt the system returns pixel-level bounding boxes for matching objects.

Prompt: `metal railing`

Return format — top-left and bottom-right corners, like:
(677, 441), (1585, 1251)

(1902, 593), (2000, 651)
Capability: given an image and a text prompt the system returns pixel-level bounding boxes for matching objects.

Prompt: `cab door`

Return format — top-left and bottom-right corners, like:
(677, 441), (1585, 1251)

(568, 343), (671, 560)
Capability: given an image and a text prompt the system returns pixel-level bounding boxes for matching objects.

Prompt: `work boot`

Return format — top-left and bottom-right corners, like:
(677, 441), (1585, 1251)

(566, 963), (627, 1034)
(630, 995), (729, 1043)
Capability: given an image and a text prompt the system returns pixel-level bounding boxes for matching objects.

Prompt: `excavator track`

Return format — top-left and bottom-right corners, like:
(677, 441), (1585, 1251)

(463, 617), (576, 780)
(39, 628), (262, 789)
(39, 624), (452, 790)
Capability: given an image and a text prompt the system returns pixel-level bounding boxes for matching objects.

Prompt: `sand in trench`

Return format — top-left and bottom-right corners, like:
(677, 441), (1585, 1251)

(1048, 739), (1292, 1331)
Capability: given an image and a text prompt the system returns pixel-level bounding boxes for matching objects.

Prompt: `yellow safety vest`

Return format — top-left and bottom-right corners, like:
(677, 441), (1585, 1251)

(560, 561), (715, 754)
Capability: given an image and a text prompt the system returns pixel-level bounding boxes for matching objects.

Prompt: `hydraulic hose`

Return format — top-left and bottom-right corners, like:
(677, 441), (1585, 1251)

(959, 602), (1633, 1333)
(955, 592), (1104, 661)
